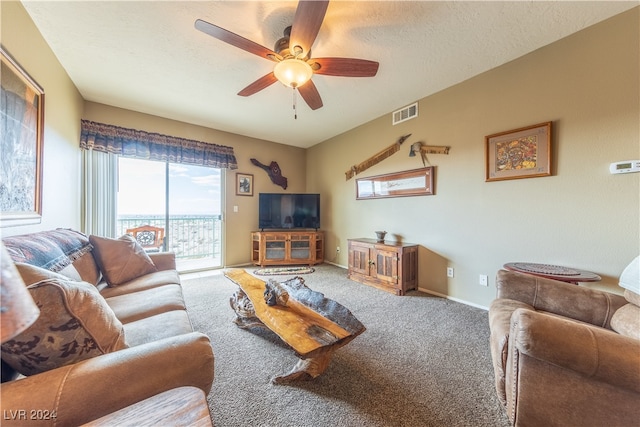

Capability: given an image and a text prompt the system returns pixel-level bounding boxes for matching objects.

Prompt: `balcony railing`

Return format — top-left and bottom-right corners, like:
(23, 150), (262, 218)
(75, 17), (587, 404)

(117, 215), (222, 260)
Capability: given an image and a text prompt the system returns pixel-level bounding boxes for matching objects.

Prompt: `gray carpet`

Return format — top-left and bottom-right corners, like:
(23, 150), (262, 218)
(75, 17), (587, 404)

(182, 264), (510, 427)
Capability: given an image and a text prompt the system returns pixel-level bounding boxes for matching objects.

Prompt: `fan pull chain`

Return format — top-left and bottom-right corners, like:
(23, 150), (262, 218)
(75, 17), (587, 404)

(292, 87), (298, 120)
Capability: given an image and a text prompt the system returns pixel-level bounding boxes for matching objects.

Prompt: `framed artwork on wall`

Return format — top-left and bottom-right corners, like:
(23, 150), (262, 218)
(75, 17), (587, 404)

(236, 173), (253, 196)
(356, 167), (434, 200)
(485, 122), (552, 182)
(0, 47), (45, 227)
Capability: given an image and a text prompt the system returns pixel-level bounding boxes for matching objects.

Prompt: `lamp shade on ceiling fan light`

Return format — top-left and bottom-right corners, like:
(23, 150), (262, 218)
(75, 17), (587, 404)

(274, 59), (313, 88)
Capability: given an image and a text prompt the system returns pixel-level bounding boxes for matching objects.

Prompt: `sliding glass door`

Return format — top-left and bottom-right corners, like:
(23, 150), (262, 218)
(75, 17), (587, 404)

(117, 157), (223, 272)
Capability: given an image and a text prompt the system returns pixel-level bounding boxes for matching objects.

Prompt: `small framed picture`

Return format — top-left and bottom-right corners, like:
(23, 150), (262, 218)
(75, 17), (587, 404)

(236, 173), (253, 196)
(485, 122), (552, 182)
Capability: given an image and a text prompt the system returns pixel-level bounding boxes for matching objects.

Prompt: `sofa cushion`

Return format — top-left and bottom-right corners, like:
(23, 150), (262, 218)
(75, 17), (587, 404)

(123, 310), (194, 347)
(70, 251), (102, 286)
(89, 234), (157, 287)
(105, 284), (186, 324)
(1, 278), (127, 376)
(610, 303), (640, 340)
(99, 269), (182, 298)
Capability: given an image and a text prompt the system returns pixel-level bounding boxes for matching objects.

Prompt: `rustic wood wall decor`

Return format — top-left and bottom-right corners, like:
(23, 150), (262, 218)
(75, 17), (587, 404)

(345, 134), (411, 180)
(409, 142), (450, 166)
(250, 158), (288, 189)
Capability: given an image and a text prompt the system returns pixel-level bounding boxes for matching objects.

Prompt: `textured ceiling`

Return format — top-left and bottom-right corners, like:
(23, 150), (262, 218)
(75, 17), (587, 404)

(20, 1), (636, 148)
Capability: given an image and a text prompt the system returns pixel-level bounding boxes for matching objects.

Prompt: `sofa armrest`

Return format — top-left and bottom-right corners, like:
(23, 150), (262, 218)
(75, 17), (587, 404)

(148, 251), (176, 271)
(0, 332), (214, 427)
(510, 308), (640, 393)
(496, 269), (627, 327)
(488, 299), (534, 405)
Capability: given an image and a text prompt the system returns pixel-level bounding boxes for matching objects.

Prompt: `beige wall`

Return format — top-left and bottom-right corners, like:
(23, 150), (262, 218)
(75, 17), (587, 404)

(82, 103), (307, 266)
(1, 2), (306, 265)
(1, 1), (84, 237)
(4, 2), (638, 308)
(307, 8), (639, 307)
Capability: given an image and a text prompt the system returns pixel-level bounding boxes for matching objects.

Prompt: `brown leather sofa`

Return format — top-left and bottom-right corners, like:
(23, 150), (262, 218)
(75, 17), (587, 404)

(0, 229), (214, 426)
(489, 268), (640, 426)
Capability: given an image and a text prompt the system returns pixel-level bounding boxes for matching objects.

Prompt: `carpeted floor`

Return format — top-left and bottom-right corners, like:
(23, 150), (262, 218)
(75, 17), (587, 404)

(182, 264), (510, 427)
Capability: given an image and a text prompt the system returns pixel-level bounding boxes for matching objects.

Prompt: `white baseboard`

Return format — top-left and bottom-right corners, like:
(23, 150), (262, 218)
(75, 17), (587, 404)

(224, 262), (254, 268)
(418, 287), (489, 311)
(324, 261), (347, 269)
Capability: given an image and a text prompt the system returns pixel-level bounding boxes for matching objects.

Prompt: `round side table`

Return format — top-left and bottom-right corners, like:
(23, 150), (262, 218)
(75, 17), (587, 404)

(503, 262), (601, 284)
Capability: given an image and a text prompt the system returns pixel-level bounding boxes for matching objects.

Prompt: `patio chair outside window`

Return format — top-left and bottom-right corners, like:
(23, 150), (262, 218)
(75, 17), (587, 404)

(126, 225), (165, 252)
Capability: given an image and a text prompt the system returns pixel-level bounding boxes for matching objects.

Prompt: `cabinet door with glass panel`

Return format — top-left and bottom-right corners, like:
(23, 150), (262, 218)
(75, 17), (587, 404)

(264, 233), (288, 262)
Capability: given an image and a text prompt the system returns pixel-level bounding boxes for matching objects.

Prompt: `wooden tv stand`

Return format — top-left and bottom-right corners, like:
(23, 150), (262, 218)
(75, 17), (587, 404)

(251, 230), (324, 267)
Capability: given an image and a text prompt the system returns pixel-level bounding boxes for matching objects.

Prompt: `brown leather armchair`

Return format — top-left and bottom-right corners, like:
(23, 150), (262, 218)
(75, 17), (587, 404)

(489, 265), (640, 426)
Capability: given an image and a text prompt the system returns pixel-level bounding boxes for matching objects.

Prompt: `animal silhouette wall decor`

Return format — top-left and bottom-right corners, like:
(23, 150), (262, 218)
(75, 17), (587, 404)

(250, 158), (288, 189)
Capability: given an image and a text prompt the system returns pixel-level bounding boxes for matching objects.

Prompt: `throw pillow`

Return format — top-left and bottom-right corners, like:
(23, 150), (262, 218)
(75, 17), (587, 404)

(1, 278), (127, 376)
(610, 304), (640, 340)
(89, 234), (157, 286)
(15, 262), (80, 286)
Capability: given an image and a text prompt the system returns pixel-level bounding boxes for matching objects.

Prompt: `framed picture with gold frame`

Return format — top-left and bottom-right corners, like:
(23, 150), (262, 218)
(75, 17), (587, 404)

(485, 122), (552, 182)
(1, 47), (45, 227)
(236, 173), (253, 196)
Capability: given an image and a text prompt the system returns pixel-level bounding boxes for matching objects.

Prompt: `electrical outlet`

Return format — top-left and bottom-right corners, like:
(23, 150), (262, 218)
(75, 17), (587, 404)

(447, 267), (454, 278)
(336, 246), (341, 253)
(479, 274), (488, 286)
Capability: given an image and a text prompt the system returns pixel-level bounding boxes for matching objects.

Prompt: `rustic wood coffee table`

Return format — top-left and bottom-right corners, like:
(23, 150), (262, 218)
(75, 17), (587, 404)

(225, 269), (365, 384)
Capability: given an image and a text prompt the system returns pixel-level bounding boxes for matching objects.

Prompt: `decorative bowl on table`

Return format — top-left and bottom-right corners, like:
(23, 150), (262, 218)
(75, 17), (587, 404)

(375, 231), (387, 242)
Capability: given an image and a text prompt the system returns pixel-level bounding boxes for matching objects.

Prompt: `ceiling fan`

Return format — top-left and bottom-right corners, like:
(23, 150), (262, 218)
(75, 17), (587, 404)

(194, 0), (379, 114)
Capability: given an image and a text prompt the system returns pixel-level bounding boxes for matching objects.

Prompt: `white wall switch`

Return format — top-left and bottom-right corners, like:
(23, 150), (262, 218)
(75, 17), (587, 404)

(479, 274), (488, 286)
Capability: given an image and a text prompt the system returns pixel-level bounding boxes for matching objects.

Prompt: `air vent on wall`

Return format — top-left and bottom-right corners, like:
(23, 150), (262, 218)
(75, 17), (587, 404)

(392, 102), (418, 125)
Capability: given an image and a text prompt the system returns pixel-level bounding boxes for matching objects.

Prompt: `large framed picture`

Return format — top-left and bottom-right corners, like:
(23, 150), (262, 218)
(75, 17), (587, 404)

(1, 47), (45, 227)
(485, 122), (552, 182)
(356, 167), (434, 200)
(236, 173), (253, 196)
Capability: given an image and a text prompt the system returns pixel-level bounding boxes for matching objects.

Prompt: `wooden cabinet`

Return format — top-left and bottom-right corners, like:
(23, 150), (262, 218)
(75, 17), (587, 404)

(347, 238), (418, 296)
(251, 231), (324, 267)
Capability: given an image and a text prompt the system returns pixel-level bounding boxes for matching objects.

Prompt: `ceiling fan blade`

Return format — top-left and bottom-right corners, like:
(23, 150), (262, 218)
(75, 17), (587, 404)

(312, 58), (379, 77)
(238, 73), (278, 97)
(289, 0), (329, 56)
(298, 80), (323, 110)
(195, 19), (281, 61)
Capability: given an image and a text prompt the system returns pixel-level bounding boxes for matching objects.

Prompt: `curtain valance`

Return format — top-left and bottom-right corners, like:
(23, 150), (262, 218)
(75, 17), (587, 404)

(79, 120), (238, 169)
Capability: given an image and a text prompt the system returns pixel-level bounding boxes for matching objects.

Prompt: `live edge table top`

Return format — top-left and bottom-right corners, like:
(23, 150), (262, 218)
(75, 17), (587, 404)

(224, 268), (364, 358)
(224, 268), (365, 382)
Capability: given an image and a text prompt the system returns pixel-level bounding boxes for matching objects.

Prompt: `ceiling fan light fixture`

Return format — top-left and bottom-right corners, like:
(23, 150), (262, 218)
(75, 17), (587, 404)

(274, 58), (313, 88)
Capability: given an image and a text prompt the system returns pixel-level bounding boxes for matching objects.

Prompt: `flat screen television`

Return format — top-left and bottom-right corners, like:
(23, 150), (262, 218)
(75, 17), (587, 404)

(258, 193), (320, 230)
